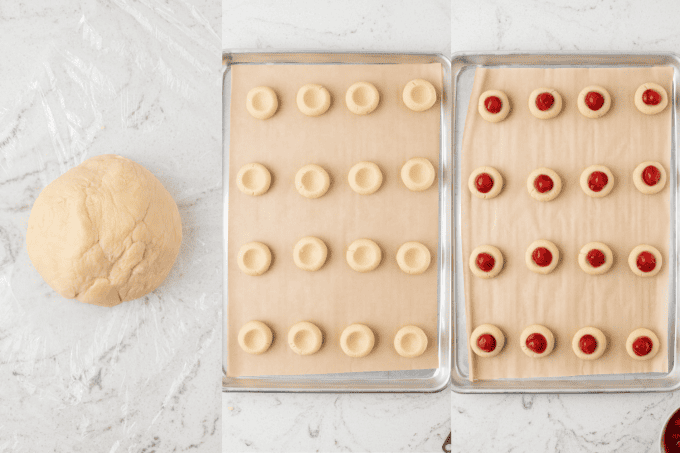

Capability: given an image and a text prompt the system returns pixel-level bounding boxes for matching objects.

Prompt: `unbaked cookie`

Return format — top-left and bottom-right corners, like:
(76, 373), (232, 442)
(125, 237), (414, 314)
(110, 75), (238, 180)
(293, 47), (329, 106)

(633, 161), (666, 195)
(478, 90), (510, 123)
(394, 325), (428, 358)
(340, 324), (375, 358)
(401, 158), (435, 192)
(580, 165), (615, 197)
(297, 84), (331, 117)
(396, 242), (431, 275)
(403, 79), (437, 112)
(346, 81), (380, 115)
(295, 164), (330, 198)
(469, 245), (504, 279)
(346, 239), (382, 272)
(348, 161), (383, 195)
(577, 85), (611, 118)
(246, 86), (278, 120)
(572, 327), (607, 360)
(628, 244), (663, 277)
(528, 88), (563, 120)
(470, 324), (505, 358)
(526, 167), (562, 202)
(578, 242), (614, 275)
(626, 328), (660, 361)
(288, 321), (323, 355)
(293, 236), (328, 272)
(236, 163), (271, 196)
(525, 239), (560, 275)
(468, 166), (504, 199)
(238, 321), (273, 355)
(519, 325), (555, 358)
(237, 242), (272, 276)
(635, 82), (668, 115)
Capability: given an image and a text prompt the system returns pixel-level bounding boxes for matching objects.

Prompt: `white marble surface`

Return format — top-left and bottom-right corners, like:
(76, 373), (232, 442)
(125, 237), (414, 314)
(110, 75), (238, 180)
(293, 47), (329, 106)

(0, 1), (221, 451)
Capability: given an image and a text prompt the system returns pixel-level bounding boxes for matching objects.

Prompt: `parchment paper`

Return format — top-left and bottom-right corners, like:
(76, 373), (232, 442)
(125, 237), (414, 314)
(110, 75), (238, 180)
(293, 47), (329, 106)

(228, 63), (442, 377)
(462, 67), (672, 381)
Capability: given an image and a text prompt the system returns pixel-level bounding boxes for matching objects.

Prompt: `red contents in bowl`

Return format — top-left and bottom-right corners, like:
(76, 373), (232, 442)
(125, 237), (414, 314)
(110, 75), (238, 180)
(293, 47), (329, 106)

(662, 408), (680, 452)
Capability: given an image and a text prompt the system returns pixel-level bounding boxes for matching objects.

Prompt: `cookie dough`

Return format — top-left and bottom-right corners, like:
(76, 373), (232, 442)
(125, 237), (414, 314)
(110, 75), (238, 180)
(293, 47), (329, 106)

(626, 328), (660, 361)
(526, 167), (562, 202)
(577, 85), (611, 118)
(293, 236), (328, 272)
(401, 158), (436, 192)
(346, 81), (380, 115)
(237, 242), (272, 276)
(403, 79), (437, 112)
(469, 166), (504, 200)
(525, 239), (560, 275)
(238, 321), (273, 355)
(297, 84), (331, 117)
(395, 241), (431, 275)
(25, 154), (182, 307)
(469, 245), (504, 279)
(519, 325), (555, 358)
(236, 163), (272, 196)
(580, 165), (615, 198)
(346, 239), (382, 272)
(246, 86), (278, 120)
(288, 321), (323, 356)
(578, 242), (614, 275)
(478, 90), (510, 123)
(635, 82), (668, 115)
(348, 161), (383, 195)
(394, 325), (428, 358)
(628, 244), (663, 277)
(340, 324), (375, 358)
(528, 88), (563, 120)
(470, 324), (505, 358)
(633, 161), (666, 195)
(572, 327), (607, 360)
(295, 164), (330, 199)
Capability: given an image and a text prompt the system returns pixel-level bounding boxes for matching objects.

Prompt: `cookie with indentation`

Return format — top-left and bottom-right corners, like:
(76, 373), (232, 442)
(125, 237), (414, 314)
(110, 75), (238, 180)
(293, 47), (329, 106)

(237, 242), (272, 276)
(238, 321), (273, 355)
(469, 166), (503, 199)
(403, 79), (437, 112)
(348, 162), (383, 195)
(478, 90), (510, 123)
(297, 84), (331, 117)
(525, 239), (560, 275)
(246, 86), (278, 120)
(580, 165), (615, 198)
(469, 245), (504, 279)
(633, 161), (666, 195)
(578, 242), (613, 275)
(346, 82), (379, 115)
(577, 85), (611, 118)
(340, 324), (375, 358)
(635, 82), (668, 115)
(396, 242), (431, 275)
(519, 325), (555, 358)
(394, 326), (428, 358)
(401, 158), (435, 192)
(528, 88), (563, 119)
(628, 244), (662, 277)
(236, 163), (271, 196)
(527, 167), (561, 202)
(470, 324), (505, 358)
(572, 327), (607, 360)
(288, 321), (323, 355)
(626, 328), (660, 361)
(293, 236), (328, 272)
(295, 164), (330, 199)
(346, 239), (382, 272)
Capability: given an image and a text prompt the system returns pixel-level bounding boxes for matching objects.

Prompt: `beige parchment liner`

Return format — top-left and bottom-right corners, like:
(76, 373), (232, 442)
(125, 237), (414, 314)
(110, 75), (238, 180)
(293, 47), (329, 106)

(228, 63), (442, 377)
(462, 67), (673, 381)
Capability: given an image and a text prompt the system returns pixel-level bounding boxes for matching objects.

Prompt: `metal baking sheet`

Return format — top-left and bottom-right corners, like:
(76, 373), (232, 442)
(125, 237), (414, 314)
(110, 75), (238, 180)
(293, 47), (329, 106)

(451, 52), (680, 393)
(222, 51), (452, 392)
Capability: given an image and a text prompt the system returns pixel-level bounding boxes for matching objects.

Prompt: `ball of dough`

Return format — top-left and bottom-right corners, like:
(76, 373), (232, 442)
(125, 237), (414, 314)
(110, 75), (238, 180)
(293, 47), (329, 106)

(346, 82), (380, 115)
(26, 154), (182, 307)
(238, 321), (273, 355)
(528, 88), (563, 120)
(628, 244), (663, 277)
(348, 161), (383, 195)
(469, 166), (504, 199)
(293, 236), (328, 272)
(519, 324), (555, 358)
(401, 157), (436, 192)
(295, 164), (330, 199)
(469, 245), (504, 279)
(288, 321), (323, 355)
(297, 84), (331, 117)
(626, 328), (660, 361)
(237, 242), (272, 276)
(340, 323), (375, 358)
(526, 167), (562, 202)
(396, 242), (431, 275)
(578, 242), (614, 275)
(346, 239), (382, 273)
(470, 324), (505, 358)
(236, 163), (271, 196)
(572, 327), (607, 360)
(577, 86), (611, 118)
(478, 90), (510, 123)
(394, 325), (428, 358)
(633, 161), (666, 195)
(635, 82), (668, 115)
(246, 86), (278, 120)
(525, 239), (560, 275)
(403, 79), (437, 112)
(580, 165), (615, 198)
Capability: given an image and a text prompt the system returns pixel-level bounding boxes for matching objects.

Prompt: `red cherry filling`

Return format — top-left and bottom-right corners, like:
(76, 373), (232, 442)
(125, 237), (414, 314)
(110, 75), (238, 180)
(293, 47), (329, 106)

(484, 96), (502, 114)
(477, 334), (496, 353)
(642, 89), (661, 106)
(476, 253), (495, 272)
(632, 336), (653, 357)
(475, 173), (494, 193)
(533, 174), (554, 193)
(636, 251), (656, 273)
(585, 91), (605, 111)
(532, 247), (553, 267)
(535, 92), (555, 111)
(588, 171), (608, 192)
(579, 334), (598, 354)
(526, 333), (547, 354)
(586, 249), (606, 268)
(642, 165), (661, 186)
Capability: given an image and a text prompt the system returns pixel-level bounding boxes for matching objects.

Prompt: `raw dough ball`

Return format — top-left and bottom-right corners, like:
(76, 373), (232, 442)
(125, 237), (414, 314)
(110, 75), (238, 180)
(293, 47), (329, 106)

(401, 157), (436, 192)
(297, 84), (331, 117)
(238, 242), (272, 276)
(403, 79), (437, 112)
(527, 167), (562, 202)
(396, 242), (431, 275)
(346, 81), (380, 115)
(288, 321), (323, 355)
(577, 85), (611, 118)
(578, 242), (614, 275)
(26, 154), (182, 307)
(348, 161), (383, 195)
(628, 244), (663, 277)
(394, 325), (428, 358)
(340, 323), (375, 358)
(580, 165), (615, 198)
(469, 166), (504, 200)
(519, 324), (555, 358)
(626, 328), (660, 361)
(238, 321), (273, 355)
(470, 324), (505, 358)
(236, 163), (271, 196)
(528, 88), (563, 120)
(346, 239), (382, 272)
(295, 164), (330, 199)
(525, 239), (560, 275)
(246, 86), (278, 120)
(293, 236), (328, 272)
(635, 82), (668, 115)
(633, 161), (666, 195)
(469, 245), (504, 279)
(572, 327), (607, 360)
(478, 90), (510, 123)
